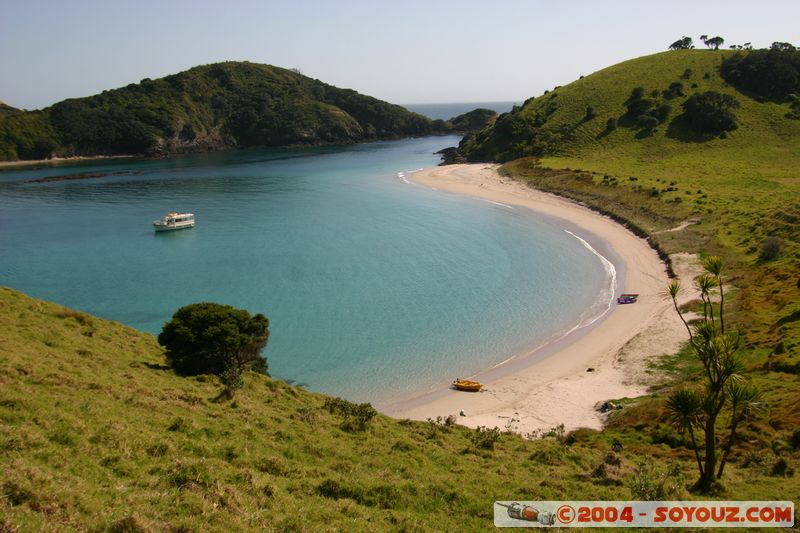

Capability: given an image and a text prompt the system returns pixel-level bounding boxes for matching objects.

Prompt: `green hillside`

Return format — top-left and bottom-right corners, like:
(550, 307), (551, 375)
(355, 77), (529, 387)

(461, 49), (799, 373)
(0, 287), (649, 530)
(459, 48), (799, 509)
(0, 101), (22, 118)
(2, 285), (798, 530)
(0, 62), (441, 161)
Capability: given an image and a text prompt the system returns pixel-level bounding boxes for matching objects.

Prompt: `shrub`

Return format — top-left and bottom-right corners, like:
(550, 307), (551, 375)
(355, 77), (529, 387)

(664, 82), (685, 99)
(655, 104), (672, 123)
(771, 457), (794, 477)
(791, 429), (800, 449)
(158, 302), (269, 377)
(627, 460), (685, 500)
(469, 426), (501, 450)
(682, 91), (740, 133)
(324, 397), (377, 431)
(637, 115), (659, 131)
(626, 95), (654, 118)
(759, 236), (783, 261)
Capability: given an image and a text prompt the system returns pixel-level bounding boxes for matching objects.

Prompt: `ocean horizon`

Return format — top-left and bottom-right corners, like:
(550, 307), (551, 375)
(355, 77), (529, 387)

(403, 101), (520, 121)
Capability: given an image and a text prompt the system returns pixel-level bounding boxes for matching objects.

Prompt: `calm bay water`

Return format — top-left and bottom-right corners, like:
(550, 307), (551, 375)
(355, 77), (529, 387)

(0, 136), (609, 402)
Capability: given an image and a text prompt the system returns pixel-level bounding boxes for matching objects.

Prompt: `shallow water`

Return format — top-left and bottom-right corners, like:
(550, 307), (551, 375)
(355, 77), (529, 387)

(0, 136), (610, 401)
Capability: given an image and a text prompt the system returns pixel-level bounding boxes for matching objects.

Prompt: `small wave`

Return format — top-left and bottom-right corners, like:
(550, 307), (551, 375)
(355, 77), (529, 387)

(482, 199), (514, 209)
(396, 168), (424, 185)
(563, 230), (617, 330)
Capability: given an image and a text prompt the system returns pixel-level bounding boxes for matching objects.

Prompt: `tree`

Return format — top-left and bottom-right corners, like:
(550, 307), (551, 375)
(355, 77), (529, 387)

(771, 42), (796, 51)
(625, 87), (654, 117)
(664, 82), (684, 99)
(664, 258), (759, 493)
(721, 48), (800, 101)
(706, 36), (724, 50)
(637, 114), (659, 131)
(682, 91), (740, 133)
(669, 36), (694, 50)
(158, 302), (269, 378)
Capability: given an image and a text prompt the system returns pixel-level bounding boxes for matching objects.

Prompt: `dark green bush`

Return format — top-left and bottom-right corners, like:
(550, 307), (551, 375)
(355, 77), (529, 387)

(682, 91), (740, 133)
(158, 302), (269, 377)
(759, 236), (783, 261)
(721, 49), (800, 101)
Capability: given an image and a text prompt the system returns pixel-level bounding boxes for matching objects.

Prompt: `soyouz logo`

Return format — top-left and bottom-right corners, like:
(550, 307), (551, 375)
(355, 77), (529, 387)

(493, 501), (795, 528)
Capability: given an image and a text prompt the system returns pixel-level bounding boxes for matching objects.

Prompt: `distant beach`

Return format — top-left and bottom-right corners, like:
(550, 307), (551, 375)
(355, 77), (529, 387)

(0, 154), (134, 170)
(383, 163), (698, 435)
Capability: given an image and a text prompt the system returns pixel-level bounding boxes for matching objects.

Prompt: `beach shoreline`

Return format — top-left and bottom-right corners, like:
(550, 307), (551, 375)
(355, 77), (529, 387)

(0, 154), (135, 170)
(381, 163), (697, 435)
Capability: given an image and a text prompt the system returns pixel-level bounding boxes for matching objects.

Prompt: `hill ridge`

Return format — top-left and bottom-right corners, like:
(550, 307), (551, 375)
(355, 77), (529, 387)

(0, 61), (442, 161)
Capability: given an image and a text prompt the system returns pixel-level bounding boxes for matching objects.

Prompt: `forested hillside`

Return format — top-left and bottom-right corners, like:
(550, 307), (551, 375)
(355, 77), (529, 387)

(0, 62), (442, 161)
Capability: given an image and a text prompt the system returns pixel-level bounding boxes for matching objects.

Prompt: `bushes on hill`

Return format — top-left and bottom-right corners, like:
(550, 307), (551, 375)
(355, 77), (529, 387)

(682, 91), (740, 133)
(721, 49), (800, 101)
(324, 397), (377, 431)
(663, 82), (685, 99)
(625, 87), (653, 118)
(158, 303), (269, 382)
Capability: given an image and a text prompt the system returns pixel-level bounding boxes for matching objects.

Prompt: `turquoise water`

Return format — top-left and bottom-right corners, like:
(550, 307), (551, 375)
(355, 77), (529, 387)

(0, 136), (611, 402)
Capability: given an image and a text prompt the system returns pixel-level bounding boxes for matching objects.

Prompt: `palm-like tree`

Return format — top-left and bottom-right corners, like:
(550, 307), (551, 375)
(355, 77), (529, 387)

(692, 331), (744, 492)
(717, 382), (761, 478)
(666, 280), (693, 342)
(666, 388), (704, 476)
(703, 256), (725, 334)
(696, 274), (718, 327)
(665, 256), (758, 492)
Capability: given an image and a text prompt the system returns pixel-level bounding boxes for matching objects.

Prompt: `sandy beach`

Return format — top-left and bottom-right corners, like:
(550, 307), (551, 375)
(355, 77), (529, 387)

(383, 163), (698, 435)
(0, 154), (134, 169)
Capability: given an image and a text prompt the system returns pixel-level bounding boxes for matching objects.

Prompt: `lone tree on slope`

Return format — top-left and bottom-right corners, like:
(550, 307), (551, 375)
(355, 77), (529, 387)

(159, 302), (270, 388)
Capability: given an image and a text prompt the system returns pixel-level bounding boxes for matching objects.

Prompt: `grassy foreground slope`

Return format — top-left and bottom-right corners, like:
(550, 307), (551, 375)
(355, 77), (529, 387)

(1, 287), (654, 531)
(2, 293), (798, 530)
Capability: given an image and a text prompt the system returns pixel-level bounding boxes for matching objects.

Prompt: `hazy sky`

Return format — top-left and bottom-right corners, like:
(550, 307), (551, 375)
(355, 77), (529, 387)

(2, 0), (798, 110)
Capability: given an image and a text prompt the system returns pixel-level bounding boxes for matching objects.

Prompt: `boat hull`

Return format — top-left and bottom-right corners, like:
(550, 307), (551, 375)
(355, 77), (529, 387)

(453, 379), (482, 392)
(153, 222), (195, 232)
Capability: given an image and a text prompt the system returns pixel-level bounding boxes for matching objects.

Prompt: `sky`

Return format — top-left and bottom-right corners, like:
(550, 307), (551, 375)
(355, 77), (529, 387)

(1, 0), (799, 110)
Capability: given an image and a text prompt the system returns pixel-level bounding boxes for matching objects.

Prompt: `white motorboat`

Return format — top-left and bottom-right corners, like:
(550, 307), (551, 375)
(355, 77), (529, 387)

(153, 212), (195, 232)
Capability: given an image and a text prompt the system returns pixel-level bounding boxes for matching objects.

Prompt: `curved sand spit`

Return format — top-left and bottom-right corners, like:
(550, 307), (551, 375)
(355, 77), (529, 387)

(382, 163), (699, 435)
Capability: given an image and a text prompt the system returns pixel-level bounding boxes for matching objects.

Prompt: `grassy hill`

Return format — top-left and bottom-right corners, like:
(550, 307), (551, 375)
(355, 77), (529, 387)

(0, 287), (635, 531)
(455, 48), (799, 516)
(2, 285), (798, 530)
(460, 49), (799, 399)
(0, 101), (22, 118)
(0, 62), (443, 162)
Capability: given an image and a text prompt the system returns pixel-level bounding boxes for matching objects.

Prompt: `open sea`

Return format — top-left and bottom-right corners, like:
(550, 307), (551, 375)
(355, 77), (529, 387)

(0, 134), (611, 402)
